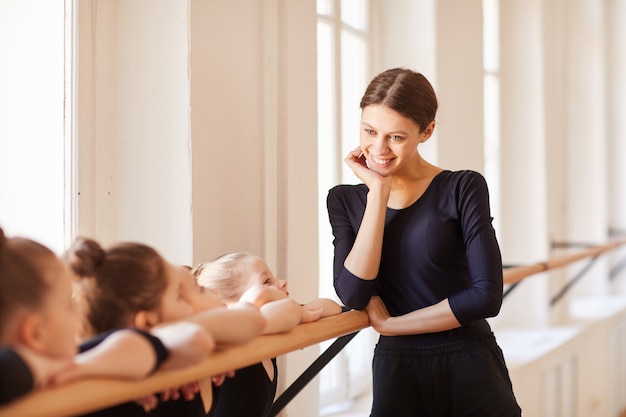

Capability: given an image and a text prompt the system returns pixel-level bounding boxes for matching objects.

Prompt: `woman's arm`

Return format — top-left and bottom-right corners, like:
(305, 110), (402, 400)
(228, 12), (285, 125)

(327, 149), (392, 310)
(342, 149), (391, 280)
(448, 172), (503, 324)
(366, 296), (461, 336)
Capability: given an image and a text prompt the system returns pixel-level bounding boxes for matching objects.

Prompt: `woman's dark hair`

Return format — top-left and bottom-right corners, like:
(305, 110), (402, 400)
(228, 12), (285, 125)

(65, 237), (168, 337)
(0, 227), (54, 338)
(359, 67), (438, 132)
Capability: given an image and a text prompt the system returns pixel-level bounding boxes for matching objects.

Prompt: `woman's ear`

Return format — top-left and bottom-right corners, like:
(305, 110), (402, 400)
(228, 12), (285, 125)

(133, 310), (160, 330)
(420, 121), (436, 142)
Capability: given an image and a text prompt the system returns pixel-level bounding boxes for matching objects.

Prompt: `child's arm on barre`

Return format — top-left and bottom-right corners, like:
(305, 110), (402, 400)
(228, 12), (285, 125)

(240, 285), (334, 334)
(303, 298), (343, 318)
(53, 323), (215, 385)
(183, 301), (266, 347)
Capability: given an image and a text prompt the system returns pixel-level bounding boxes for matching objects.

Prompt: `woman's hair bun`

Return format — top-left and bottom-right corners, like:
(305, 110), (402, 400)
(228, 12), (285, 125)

(65, 237), (105, 278)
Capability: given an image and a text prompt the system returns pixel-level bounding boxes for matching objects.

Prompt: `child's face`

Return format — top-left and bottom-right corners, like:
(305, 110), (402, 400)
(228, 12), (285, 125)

(158, 263), (195, 322)
(180, 269), (225, 312)
(37, 256), (80, 359)
(241, 256), (288, 296)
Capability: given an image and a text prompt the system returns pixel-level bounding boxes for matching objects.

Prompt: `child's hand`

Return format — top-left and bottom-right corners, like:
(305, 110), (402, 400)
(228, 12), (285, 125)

(133, 385), (200, 413)
(239, 284), (288, 308)
(154, 382), (199, 403)
(134, 394), (159, 412)
(211, 370), (235, 386)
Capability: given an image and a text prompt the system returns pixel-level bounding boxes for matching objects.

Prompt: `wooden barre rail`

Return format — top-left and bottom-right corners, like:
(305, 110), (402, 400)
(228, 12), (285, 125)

(2, 238), (626, 417)
(0, 310), (370, 417)
(503, 237), (626, 285)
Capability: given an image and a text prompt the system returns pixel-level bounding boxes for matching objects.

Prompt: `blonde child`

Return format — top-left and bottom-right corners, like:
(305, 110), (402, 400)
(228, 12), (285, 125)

(193, 252), (343, 417)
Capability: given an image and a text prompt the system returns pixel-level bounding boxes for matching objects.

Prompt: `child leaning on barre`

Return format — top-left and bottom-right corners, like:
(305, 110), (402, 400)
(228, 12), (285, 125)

(0, 227), (217, 407)
(193, 251), (343, 417)
(63, 237), (267, 417)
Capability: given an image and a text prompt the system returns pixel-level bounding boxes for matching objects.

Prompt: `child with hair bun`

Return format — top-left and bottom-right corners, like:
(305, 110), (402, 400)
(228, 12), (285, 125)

(65, 238), (267, 416)
(0, 227), (215, 407)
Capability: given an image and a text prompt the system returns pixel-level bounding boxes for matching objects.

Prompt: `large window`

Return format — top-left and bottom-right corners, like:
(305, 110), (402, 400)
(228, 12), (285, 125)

(0, 0), (75, 253)
(483, 0), (501, 233)
(316, 0), (376, 413)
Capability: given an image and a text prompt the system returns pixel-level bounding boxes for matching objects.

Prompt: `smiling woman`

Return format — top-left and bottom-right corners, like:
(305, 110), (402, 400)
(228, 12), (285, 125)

(327, 68), (521, 417)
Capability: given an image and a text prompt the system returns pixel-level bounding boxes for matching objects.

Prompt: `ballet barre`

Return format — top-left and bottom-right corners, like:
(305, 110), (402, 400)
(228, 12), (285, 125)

(0, 310), (370, 417)
(503, 237), (626, 285)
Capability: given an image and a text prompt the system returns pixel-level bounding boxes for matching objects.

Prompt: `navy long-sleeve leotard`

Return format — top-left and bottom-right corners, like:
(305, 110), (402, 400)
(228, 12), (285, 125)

(327, 170), (503, 328)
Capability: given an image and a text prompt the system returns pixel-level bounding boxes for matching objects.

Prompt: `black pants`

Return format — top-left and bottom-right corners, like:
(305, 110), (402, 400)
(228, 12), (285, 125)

(370, 333), (521, 417)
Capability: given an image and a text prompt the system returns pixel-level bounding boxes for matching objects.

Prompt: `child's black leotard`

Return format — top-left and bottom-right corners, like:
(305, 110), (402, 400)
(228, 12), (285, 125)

(0, 328), (169, 411)
(211, 358), (278, 417)
(0, 348), (34, 405)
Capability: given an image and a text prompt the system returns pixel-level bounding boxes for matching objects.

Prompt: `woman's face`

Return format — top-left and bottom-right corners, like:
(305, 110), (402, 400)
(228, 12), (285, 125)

(180, 268), (225, 312)
(240, 256), (288, 296)
(359, 104), (432, 176)
(157, 263), (195, 322)
(37, 256), (80, 359)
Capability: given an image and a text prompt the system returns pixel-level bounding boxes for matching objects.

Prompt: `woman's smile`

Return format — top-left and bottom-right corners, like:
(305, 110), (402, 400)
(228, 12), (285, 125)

(370, 155), (394, 167)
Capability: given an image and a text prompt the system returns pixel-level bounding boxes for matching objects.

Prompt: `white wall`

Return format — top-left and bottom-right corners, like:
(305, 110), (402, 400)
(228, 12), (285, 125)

(190, 1), (321, 415)
(189, 0), (265, 261)
(77, 0), (193, 263)
(435, 0), (485, 172)
(372, 0), (438, 163)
